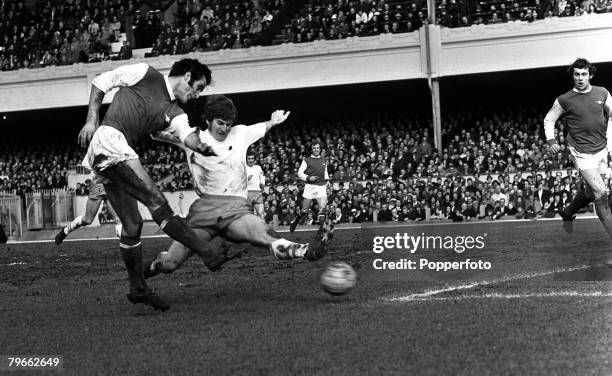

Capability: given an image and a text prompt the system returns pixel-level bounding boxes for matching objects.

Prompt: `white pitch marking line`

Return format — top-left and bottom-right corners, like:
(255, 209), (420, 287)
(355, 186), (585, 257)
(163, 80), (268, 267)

(7, 235), (169, 244)
(6, 215), (600, 245)
(386, 264), (595, 302)
(408, 291), (612, 301)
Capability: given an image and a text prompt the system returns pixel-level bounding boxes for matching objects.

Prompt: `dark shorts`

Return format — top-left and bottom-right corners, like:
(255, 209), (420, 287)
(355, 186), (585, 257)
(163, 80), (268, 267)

(247, 190), (263, 206)
(186, 194), (253, 237)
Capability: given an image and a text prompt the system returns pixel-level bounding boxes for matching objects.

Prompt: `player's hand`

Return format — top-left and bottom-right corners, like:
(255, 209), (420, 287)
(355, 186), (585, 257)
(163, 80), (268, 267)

(196, 143), (217, 156)
(308, 176), (318, 182)
(548, 142), (560, 154)
(78, 121), (97, 148)
(270, 110), (290, 125)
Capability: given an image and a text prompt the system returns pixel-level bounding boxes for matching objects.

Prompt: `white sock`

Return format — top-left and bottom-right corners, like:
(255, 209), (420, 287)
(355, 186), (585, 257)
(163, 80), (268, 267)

(270, 239), (307, 259)
(64, 216), (83, 234)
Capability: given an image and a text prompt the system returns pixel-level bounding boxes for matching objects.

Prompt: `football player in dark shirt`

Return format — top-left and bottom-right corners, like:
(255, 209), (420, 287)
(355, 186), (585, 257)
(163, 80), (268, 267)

(545, 58), (612, 240)
(77, 59), (228, 311)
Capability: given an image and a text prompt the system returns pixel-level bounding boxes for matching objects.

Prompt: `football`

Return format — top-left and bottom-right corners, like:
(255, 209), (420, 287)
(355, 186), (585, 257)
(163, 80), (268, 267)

(320, 261), (357, 296)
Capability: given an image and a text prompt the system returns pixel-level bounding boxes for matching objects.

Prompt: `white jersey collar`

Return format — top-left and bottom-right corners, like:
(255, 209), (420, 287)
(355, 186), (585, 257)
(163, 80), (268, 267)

(573, 86), (592, 94)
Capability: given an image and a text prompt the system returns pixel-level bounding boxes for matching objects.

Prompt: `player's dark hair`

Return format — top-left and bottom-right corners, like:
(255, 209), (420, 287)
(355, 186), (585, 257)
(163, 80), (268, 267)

(204, 94), (237, 123)
(247, 151), (255, 158)
(567, 58), (596, 76)
(169, 58), (212, 87)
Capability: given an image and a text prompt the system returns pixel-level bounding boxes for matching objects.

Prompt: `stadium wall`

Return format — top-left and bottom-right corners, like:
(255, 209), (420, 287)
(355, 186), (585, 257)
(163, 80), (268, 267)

(0, 13), (611, 112)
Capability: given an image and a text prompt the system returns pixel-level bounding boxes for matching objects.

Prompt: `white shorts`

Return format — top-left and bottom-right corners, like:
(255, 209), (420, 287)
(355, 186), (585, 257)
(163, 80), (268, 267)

(569, 146), (608, 174)
(302, 184), (327, 200)
(85, 125), (139, 172)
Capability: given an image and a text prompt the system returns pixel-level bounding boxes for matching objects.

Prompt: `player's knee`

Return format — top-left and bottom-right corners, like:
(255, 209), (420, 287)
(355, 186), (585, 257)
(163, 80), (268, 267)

(148, 192), (167, 209)
(121, 221), (143, 237)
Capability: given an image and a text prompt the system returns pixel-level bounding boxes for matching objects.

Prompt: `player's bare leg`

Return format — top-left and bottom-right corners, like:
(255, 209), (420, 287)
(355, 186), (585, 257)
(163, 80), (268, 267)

(147, 213), (334, 277)
(145, 231), (200, 277)
(225, 214), (333, 260)
(144, 229), (234, 277)
(100, 159), (227, 270)
(147, 218), (306, 276)
(581, 168), (612, 242)
(223, 215), (312, 259)
(105, 200), (123, 238)
(55, 196), (103, 245)
(104, 183), (169, 311)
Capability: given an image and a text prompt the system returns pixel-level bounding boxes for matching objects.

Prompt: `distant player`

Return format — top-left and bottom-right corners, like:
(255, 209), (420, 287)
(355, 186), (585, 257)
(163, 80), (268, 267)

(246, 152), (265, 218)
(55, 170), (121, 245)
(545, 58), (612, 239)
(78, 59), (229, 311)
(144, 95), (332, 278)
(290, 142), (331, 232)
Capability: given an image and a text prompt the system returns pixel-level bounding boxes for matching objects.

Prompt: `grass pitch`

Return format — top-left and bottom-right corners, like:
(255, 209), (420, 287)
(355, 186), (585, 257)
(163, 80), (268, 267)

(1, 219), (612, 375)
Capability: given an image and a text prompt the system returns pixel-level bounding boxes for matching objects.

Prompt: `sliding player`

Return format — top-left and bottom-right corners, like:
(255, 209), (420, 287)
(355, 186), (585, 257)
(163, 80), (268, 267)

(145, 95), (332, 278)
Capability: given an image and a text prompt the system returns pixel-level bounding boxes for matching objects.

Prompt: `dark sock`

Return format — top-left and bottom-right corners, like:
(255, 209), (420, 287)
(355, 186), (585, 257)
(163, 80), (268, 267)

(151, 204), (217, 262)
(565, 189), (593, 217)
(119, 238), (147, 294)
(161, 215), (217, 262)
(317, 213), (326, 226)
(594, 197), (612, 242)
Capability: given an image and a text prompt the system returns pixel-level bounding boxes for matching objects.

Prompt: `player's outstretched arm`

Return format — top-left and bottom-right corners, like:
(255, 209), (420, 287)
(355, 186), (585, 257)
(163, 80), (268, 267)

(265, 110), (290, 133)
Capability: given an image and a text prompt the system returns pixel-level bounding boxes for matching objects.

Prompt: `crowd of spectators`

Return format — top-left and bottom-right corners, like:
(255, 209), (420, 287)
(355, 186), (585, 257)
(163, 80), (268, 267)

(0, 143), (80, 195)
(464, 0), (612, 26)
(0, 104), (596, 228)
(246, 106), (590, 226)
(279, 0), (612, 44)
(280, 0), (423, 43)
(0, 141), (189, 197)
(144, 0), (284, 56)
(0, 0), (136, 71)
(1, 0), (611, 70)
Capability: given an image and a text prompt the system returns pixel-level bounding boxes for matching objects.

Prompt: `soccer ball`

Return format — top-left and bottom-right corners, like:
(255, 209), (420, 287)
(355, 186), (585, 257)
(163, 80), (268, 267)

(320, 261), (357, 296)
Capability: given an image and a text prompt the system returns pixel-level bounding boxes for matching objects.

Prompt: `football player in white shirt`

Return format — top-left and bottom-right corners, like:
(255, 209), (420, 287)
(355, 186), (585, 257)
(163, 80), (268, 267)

(145, 95), (332, 278)
(246, 152), (265, 218)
